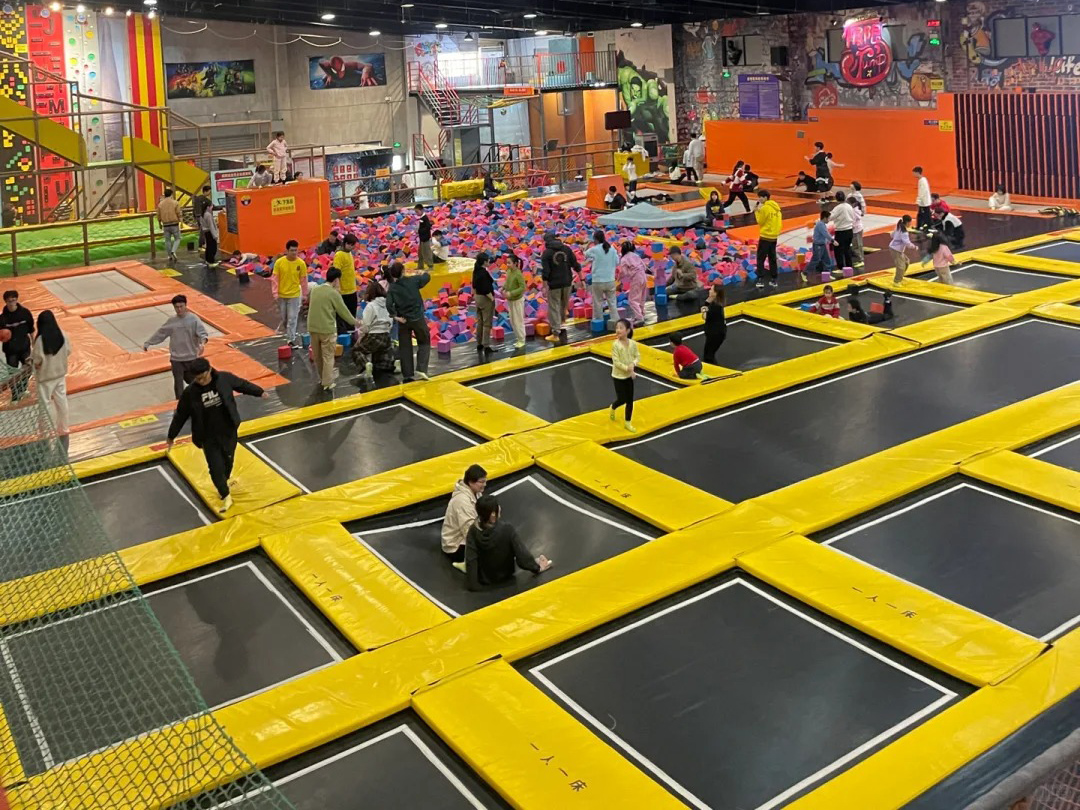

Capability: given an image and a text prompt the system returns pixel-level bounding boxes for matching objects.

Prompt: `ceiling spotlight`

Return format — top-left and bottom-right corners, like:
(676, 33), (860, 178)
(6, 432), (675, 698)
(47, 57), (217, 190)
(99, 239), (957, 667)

(147, 9), (155, 17)
(125, 7), (132, 14)
(523, 12), (537, 18)
(143, 0), (156, 5)
(48, 0), (60, 8)
(630, 21), (642, 27)
(104, 5), (113, 12)
(463, 31), (473, 41)
(369, 29), (380, 36)
(401, 2), (414, 5)
(535, 29), (548, 35)
(435, 21), (447, 28)
(320, 11), (335, 19)
(76, 3), (85, 10)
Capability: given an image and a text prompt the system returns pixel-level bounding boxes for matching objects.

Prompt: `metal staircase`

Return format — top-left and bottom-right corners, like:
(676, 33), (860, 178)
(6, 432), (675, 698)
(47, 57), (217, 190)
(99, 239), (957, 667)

(408, 63), (478, 128)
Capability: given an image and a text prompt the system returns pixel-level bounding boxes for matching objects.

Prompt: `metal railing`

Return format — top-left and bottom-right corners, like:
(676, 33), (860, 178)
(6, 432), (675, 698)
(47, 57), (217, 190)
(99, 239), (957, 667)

(407, 50), (617, 94)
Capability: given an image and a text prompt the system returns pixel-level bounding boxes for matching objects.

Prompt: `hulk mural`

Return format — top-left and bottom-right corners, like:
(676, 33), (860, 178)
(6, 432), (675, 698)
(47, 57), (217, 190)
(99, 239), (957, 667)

(617, 50), (670, 138)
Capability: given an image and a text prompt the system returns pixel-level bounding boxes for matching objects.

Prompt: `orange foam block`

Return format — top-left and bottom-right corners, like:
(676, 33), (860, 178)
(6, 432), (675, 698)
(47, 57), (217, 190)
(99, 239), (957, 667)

(535, 322), (551, 337)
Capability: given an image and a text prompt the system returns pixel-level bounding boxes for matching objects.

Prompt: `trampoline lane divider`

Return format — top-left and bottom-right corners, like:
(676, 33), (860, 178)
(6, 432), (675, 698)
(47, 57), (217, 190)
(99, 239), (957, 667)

(412, 658), (683, 809)
(789, 628), (1080, 810)
(536, 441), (732, 533)
(438, 343), (593, 386)
(629, 300), (748, 342)
(886, 303), (1042, 350)
(736, 535), (1046, 686)
(865, 276), (1002, 306)
(262, 521), (449, 651)
(741, 299), (883, 341)
(1033, 301), (1080, 326)
(589, 340), (739, 385)
(404, 381), (550, 441)
(750, 376), (1080, 536)
(960, 450), (1080, 514)
(971, 248), (1080, 279)
(237, 384), (405, 439)
(167, 442), (302, 516)
(0, 443), (164, 500)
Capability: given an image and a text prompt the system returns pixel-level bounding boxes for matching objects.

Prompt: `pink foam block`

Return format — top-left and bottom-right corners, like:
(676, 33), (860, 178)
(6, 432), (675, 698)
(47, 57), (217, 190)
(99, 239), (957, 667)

(437, 339), (452, 353)
(524, 322), (536, 336)
(491, 326), (505, 341)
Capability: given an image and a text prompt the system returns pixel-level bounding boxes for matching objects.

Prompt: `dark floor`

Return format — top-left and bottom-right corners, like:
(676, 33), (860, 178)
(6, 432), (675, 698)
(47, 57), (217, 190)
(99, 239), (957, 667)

(786, 288), (965, 327)
(523, 573), (966, 809)
(466, 356), (676, 423)
(1025, 429), (1080, 474)
(243, 402), (479, 493)
(616, 319), (1080, 502)
(349, 469), (657, 616)
(645, 317), (840, 371)
(816, 480), (1080, 640)
(1008, 239), (1080, 263)
(58, 206), (1071, 462)
(0, 552), (351, 776)
(912, 262), (1072, 295)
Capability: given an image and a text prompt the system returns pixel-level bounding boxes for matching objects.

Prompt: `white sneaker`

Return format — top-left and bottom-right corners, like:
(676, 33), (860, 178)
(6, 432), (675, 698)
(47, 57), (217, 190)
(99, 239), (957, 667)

(393, 359), (402, 373)
(218, 494), (234, 514)
(415, 371), (430, 381)
(451, 561), (466, 573)
(364, 361), (373, 378)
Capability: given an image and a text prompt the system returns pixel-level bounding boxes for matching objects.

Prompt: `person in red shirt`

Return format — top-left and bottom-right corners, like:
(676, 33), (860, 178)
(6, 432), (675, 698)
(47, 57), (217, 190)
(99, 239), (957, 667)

(810, 284), (841, 318)
(669, 332), (707, 380)
(930, 193), (950, 222)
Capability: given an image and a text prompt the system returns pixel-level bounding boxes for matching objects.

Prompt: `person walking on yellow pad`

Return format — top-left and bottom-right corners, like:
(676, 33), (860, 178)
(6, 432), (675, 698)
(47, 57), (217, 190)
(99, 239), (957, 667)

(166, 358), (267, 514)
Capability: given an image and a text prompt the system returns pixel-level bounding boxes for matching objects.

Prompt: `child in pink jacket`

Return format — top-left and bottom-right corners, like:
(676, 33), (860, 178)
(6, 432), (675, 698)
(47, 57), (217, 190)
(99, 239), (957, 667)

(925, 233), (955, 284)
(619, 241), (649, 326)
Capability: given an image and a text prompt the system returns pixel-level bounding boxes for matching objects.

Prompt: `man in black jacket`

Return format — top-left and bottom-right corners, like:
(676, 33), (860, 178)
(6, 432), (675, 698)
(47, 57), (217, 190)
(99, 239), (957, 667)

(193, 184), (212, 250)
(540, 231), (580, 345)
(0, 290), (33, 401)
(386, 261), (431, 382)
(465, 495), (551, 591)
(414, 204), (434, 270)
(166, 358), (267, 514)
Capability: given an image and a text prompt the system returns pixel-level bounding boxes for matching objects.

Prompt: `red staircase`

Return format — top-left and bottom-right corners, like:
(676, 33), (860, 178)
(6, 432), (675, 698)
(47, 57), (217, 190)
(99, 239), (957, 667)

(408, 63), (478, 127)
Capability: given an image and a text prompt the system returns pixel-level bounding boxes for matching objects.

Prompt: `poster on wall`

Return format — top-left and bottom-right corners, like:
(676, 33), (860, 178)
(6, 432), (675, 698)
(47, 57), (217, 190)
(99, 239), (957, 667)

(165, 61), (255, 98)
(617, 52), (670, 139)
(737, 74), (781, 119)
(308, 54), (387, 89)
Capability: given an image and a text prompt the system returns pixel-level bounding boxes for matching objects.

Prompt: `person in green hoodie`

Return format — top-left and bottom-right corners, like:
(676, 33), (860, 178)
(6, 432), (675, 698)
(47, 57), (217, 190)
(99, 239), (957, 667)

(465, 494), (552, 591)
(307, 267), (356, 391)
(503, 252), (527, 349)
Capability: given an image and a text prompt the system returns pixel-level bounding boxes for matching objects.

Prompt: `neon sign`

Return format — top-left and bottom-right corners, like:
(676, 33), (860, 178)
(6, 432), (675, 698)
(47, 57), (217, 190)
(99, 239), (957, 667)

(840, 19), (893, 87)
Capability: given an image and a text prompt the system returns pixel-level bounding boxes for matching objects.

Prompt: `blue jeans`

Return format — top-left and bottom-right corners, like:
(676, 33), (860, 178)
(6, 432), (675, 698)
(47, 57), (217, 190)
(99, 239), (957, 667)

(278, 296), (301, 344)
(807, 243), (834, 275)
(163, 224), (180, 256)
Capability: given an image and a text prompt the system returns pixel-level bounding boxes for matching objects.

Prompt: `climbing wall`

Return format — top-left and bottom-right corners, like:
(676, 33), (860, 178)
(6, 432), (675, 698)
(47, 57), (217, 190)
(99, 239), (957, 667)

(0, 2), (37, 223)
(64, 7), (108, 212)
(26, 4), (73, 219)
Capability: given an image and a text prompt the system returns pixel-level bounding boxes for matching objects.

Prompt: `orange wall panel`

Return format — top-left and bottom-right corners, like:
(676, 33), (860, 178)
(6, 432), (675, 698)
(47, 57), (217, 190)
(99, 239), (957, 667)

(219, 179), (332, 256)
(705, 96), (958, 192)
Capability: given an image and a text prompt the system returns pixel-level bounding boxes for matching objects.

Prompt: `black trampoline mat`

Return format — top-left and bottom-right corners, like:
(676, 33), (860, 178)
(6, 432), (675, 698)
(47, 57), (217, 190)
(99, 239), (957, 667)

(467, 357), (675, 422)
(1011, 240), (1080, 263)
(1027, 430), (1080, 474)
(245, 403), (478, 492)
(617, 319), (1080, 502)
(787, 289), (963, 327)
(527, 576), (960, 809)
(0, 556), (347, 775)
(0, 464), (212, 582)
(645, 318), (839, 371)
(352, 470), (656, 615)
(913, 263), (1068, 294)
(818, 482), (1080, 640)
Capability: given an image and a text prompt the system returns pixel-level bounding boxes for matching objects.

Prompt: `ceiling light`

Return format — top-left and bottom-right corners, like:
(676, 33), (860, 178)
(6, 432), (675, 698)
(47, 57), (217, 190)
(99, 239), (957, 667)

(535, 29), (548, 35)
(523, 12), (537, 18)
(104, 5), (113, 13)
(48, 0), (59, 8)
(401, 2), (414, 5)
(630, 21), (643, 27)
(147, 9), (155, 17)
(320, 11), (335, 19)
(76, 3), (85, 10)
(435, 21), (447, 28)
(369, 29), (380, 35)
(463, 31), (473, 41)
(125, 7), (132, 14)
(143, 0), (156, 5)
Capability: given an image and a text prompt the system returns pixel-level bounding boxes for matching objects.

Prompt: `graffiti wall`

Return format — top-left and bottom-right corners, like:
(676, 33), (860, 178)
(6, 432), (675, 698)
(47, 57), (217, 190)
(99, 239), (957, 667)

(674, 2), (946, 131)
(953, 0), (1080, 90)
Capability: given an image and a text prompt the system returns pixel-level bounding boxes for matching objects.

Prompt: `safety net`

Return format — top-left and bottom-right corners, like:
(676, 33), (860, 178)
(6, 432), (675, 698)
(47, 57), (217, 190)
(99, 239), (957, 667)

(0, 367), (293, 808)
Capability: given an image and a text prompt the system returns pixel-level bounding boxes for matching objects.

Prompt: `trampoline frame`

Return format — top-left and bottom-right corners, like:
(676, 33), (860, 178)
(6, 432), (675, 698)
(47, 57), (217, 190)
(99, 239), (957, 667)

(4, 231), (1080, 808)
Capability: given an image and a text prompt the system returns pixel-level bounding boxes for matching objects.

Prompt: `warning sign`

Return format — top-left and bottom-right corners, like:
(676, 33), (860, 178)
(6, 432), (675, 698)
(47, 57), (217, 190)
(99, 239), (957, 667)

(938, 120), (954, 132)
(271, 196), (297, 215)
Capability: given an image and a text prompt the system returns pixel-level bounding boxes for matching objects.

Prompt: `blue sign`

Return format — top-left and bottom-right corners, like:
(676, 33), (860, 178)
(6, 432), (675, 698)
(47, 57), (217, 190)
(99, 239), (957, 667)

(738, 74), (781, 120)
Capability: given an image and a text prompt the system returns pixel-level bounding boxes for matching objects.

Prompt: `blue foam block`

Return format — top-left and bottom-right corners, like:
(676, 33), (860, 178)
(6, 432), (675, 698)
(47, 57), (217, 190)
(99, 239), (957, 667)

(590, 318), (606, 333)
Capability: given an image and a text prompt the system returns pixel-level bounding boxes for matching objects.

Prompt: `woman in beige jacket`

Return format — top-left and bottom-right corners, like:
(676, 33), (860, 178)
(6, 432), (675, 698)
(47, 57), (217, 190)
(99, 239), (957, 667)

(441, 464), (488, 572)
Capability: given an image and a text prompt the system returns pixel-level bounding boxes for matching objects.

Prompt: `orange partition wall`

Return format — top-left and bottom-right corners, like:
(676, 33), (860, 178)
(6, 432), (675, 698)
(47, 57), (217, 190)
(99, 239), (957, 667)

(704, 95), (958, 192)
(586, 175), (626, 210)
(220, 179), (332, 256)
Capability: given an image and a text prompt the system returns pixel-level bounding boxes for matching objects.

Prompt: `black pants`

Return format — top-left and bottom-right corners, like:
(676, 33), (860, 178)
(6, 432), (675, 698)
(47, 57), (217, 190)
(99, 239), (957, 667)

(834, 229), (854, 270)
(627, 179), (638, 194)
(398, 318), (430, 380)
(169, 358), (199, 400)
(816, 175), (833, 191)
(204, 231), (218, 265)
(4, 349), (29, 400)
(757, 238), (778, 281)
(611, 376), (635, 420)
(444, 547), (465, 563)
(203, 432), (238, 499)
(337, 291), (358, 334)
(684, 166), (699, 182)
(917, 206), (933, 230)
(703, 330), (726, 365)
(677, 359), (703, 379)
(723, 191), (749, 212)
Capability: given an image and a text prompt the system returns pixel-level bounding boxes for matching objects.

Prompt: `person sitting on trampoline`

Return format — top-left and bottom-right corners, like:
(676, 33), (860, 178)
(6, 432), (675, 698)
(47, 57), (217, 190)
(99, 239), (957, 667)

(465, 495), (552, 591)
(845, 286), (894, 324)
(809, 284), (841, 318)
(669, 332), (707, 380)
(442, 464), (488, 572)
(165, 358), (268, 515)
(605, 186), (627, 211)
